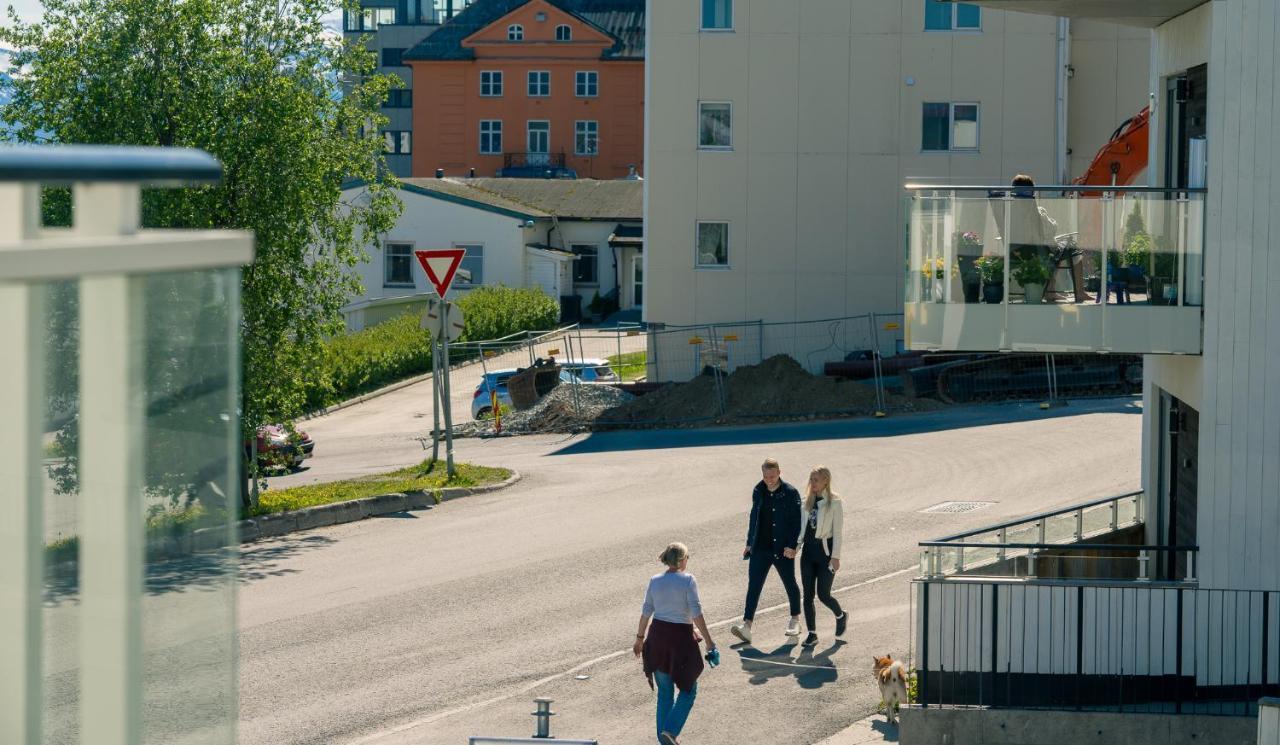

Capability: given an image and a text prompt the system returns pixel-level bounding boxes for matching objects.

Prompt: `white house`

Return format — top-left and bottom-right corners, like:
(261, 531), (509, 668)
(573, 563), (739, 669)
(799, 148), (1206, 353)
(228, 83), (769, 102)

(340, 177), (643, 331)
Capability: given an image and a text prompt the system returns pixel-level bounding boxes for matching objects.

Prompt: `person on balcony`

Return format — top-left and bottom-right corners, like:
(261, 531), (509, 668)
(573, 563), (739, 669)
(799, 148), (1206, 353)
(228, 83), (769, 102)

(730, 458), (803, 645)
(1004, 174), (1089, 303)
(795, 466), (847, 647)
(635, 542), (716, 745)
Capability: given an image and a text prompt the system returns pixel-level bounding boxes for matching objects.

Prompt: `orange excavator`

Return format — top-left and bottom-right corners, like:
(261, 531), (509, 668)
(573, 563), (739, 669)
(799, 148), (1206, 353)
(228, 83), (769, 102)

(1073, 106), (1150, 190)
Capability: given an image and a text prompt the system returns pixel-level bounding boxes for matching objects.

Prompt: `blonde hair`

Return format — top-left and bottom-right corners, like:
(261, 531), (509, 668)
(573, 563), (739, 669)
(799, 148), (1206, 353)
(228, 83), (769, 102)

(658, 542), (689, 569)
(803, 466), (840, 512)
(761, 458), (780, 472)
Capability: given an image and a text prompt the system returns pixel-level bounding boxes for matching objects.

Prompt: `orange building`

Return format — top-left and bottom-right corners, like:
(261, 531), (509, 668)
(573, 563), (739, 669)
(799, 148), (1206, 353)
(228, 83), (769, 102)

(404, 0), (645, 180)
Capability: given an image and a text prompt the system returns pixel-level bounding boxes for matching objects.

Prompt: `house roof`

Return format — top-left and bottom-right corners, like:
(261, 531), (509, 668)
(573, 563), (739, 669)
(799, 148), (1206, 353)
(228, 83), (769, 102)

(460, 177), (642, 220)
(396, 178), (549, 219)
(403, 0), (645, 61)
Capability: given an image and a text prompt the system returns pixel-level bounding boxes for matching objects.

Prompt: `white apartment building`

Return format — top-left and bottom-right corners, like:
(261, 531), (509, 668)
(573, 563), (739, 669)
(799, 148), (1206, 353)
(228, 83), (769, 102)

(644, 0), (1149, 378)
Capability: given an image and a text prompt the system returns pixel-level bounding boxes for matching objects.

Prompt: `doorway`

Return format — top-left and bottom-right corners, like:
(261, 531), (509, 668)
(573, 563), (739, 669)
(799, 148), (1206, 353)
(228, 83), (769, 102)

(527, 121), (549, 165)
(1159, 392), (1198, 580)
(631, 254), (643, 309)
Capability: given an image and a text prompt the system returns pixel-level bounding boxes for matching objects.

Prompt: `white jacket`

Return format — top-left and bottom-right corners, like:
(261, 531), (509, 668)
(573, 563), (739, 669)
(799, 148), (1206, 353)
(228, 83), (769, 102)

(797, 495), (844, 560)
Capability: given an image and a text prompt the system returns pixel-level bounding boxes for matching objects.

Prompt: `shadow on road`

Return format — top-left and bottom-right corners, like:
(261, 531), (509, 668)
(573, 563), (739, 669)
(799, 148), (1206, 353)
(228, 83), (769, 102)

(870, 719), (900, 742)
(549, 398), (1140, 455)
(734, 639), (846, 690)
(43, 534), (337, 605)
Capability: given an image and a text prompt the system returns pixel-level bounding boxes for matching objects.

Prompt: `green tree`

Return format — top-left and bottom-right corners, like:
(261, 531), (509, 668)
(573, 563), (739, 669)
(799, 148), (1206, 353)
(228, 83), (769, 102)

(2, 0), (402, 510)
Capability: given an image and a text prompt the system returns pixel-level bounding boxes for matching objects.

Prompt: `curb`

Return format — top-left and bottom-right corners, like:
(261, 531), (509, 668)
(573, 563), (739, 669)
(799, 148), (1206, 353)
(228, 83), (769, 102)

(43, 471), (523, 579)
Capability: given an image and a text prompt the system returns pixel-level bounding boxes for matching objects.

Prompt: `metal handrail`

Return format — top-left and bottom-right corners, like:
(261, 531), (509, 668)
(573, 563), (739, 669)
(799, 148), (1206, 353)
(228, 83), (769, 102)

(919, 542), (1197, 551)
(0, 144), (224, 184)
(904, 183), (1207, 194)
(926, 490), (1142, 544)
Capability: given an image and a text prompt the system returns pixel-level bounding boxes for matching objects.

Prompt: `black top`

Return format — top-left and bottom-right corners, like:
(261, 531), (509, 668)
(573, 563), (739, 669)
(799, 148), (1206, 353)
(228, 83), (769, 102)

(747, 479), (801, 556)
(803, 496), (829, 556)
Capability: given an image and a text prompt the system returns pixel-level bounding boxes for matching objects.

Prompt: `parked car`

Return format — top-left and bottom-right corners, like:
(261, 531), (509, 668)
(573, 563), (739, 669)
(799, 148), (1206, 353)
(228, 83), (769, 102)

(473, 369), (519, 419)
(246, 424), (314, 471)
(559, 358), (619, 383)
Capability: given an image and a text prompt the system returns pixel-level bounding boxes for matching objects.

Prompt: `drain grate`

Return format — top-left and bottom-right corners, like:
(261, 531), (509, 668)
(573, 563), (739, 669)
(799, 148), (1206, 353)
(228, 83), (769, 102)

(920, 501), (995, 514)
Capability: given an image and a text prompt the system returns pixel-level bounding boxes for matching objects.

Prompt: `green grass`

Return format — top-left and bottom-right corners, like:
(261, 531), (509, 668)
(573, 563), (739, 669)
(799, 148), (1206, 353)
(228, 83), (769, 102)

(251, 459), (510, 517)
(607, 351), (648, 382)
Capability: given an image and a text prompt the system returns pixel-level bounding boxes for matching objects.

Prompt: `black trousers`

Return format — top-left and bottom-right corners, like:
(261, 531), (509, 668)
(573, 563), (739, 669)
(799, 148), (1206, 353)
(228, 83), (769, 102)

(800, 547), (843, 631)
(743, 550), (800, 621)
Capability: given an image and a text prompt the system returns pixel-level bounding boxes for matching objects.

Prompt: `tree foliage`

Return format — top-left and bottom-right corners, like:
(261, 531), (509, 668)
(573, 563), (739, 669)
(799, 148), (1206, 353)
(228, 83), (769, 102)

(2, 0), (402, 507)
(456, 285), (561, 342)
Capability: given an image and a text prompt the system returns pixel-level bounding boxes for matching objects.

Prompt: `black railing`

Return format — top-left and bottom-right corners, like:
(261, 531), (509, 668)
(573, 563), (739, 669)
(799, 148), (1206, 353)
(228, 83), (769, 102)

(503, 152), (566, 169)
(915, 581), (1279, 716)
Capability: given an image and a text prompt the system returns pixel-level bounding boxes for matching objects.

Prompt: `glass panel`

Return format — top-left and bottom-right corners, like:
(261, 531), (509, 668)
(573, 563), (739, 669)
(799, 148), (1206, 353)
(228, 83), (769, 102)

(702, 0), (732, 29)
(952, 104), (978, 150)
(697, 223), (728, 266)
(956, 3), (981, 28)
(922, 102), (949, 151)
(924, 0), (953, 30)
(699, 103), (731, 148)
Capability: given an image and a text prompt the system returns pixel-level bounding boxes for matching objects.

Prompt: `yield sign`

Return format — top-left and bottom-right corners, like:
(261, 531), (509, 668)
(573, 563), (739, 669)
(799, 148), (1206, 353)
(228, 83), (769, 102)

(414, 248), (466, 298)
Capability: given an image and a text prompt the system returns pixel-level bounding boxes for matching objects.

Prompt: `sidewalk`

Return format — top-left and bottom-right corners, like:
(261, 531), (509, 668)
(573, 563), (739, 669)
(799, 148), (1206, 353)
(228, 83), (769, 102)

(815, 713), (899, 744)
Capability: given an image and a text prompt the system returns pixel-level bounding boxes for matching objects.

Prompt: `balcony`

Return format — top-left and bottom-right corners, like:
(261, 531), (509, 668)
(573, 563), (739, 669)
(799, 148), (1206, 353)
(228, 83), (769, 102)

(904, 186), (1205, 356)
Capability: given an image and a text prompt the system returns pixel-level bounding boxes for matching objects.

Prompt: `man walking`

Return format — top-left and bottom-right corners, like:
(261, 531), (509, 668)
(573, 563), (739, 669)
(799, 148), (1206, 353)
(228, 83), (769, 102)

(730, 458), (802, 644)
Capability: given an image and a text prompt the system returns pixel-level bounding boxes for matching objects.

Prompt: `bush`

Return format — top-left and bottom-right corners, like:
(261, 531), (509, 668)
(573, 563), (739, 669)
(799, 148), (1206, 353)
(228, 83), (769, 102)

(456, 285), (559, 342)
(305, 313), (432, 410)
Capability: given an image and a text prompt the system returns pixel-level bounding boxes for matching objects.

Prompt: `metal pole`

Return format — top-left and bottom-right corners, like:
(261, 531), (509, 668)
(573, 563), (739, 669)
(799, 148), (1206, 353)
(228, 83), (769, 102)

(431, 336), (441, 464)
(441, 302), (456, 477)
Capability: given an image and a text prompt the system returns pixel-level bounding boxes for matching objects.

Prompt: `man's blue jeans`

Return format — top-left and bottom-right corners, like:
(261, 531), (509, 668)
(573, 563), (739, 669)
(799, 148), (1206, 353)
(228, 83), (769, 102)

(654, 671), (697, 743)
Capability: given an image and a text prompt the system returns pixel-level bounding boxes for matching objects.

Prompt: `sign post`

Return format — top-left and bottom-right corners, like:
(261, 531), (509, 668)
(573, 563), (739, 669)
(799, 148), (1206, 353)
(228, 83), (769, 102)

(415, 249), (468, 478)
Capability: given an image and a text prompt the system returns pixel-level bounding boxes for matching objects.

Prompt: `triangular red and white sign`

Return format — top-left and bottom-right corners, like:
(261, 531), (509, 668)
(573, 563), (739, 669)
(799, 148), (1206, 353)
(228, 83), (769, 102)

(414, 248), (466, 298)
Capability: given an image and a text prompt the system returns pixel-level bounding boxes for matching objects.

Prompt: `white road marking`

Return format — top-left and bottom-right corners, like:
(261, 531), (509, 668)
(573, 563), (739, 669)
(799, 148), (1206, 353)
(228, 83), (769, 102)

(345, 564), (916, 743)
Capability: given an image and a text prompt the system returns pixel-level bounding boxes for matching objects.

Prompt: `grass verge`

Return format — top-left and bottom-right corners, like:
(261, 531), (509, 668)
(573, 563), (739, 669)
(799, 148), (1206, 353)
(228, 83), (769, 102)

(607, 350), (648, 381)
(251, 459), (510, 517)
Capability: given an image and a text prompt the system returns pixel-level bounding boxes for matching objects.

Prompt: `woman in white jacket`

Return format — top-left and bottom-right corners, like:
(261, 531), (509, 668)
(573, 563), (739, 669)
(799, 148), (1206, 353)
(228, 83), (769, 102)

(795, 466), (847, 647)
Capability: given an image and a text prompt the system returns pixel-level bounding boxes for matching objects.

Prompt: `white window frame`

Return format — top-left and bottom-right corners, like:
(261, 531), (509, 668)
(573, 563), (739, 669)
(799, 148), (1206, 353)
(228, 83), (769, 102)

(575, 71), (599, 98)
(383, 242), (416, 287)
(575, 120), (599, 156)
(700, 0), (734, 31)
(527, 70), (550, 98)
(698, 101), (733, 150)
(452, 243), (483, 286)
(924, 0), (982, 32)
(508, 24), (524, 41)
(480, 70), (504, 97)
(555, 24), (572, 41)
(479, 120), (503, 155)
(527, 120), (551, 157)
(695, 221), (730, 269)
(922, 102), (981, 153)
(382, 130), (411, 154)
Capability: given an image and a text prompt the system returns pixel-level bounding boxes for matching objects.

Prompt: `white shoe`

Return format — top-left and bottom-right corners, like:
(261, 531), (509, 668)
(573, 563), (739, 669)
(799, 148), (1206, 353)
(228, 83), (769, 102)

(784, 617), (801, 636)
(730, 622), (753, 644)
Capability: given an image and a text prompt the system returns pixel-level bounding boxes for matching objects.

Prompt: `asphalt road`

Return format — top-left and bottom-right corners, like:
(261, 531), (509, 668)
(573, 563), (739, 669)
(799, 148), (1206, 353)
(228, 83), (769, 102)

(236, 397), (1143, 745)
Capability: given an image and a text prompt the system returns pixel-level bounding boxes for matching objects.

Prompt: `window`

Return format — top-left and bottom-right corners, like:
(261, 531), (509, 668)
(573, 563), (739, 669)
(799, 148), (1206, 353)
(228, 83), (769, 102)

(527, 121), (550, 160)
(384, 243), (414, 287)
(575, 120), (599, 156)
(345, 10), (361, 31)
(701, 0), (732, 30)
(382, 47), (405, 67)
(575, 71), (598, 97)
(480, 70), (503, 97)
(572, 244), (598, 283)
(696, 222), (729, 267)
(508, 24), (524, 40)
(924, 0), (980, 30)
(922, 102), (979, 151)
(455, 244), (483, 285)
(479, 120), (503, 155)
(698, 102), (732, 149)
(556, 24), (572, 41)
(385, 89), (412, 108)
(527, 70), (550, 97)
(356, 7), (396, 30)
(383, 130), (411, 154)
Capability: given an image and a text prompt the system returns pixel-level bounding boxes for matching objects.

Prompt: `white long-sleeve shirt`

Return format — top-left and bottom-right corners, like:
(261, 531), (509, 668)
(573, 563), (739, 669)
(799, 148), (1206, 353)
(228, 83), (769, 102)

(641, 571), (703, 624)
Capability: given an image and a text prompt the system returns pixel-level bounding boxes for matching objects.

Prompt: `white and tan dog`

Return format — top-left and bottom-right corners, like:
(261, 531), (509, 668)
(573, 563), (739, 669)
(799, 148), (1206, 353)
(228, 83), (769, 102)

(873, 654), (909, 724)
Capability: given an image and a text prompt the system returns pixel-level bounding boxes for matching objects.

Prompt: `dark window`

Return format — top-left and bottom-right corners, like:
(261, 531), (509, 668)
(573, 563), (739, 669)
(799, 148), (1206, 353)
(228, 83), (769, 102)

(556, 24), (572, 41)
(382, 47), (405, 67)
(480, 120), (503, 154)
(384, 243), (414, 286)
(575, 71), (598, 97)
(575, 121), (598, 156)
(925, 0), (980, 30)
(701, 0), (732, 30)
(383, 130), (411, 154)
(923, 102), (980, 151)
(572, 244), (598, 283)
(922, 103), (950, 151)
(696, 222), (729, 267)
(385, 89), (413, 108)
(508, 24), (524, 41)
(480, 70), (503, 97)
(527, 71), (550, 97)
(456, 245), (483, 285)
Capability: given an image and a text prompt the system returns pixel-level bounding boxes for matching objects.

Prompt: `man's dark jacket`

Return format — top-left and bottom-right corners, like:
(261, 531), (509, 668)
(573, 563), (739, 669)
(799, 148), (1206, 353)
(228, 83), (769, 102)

(746, 479), (802, 556)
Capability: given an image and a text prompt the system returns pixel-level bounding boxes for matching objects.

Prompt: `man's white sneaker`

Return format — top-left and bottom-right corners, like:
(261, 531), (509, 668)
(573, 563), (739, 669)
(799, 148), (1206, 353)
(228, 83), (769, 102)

(730, 622), (753, 644)
(784, 617), (801, 636)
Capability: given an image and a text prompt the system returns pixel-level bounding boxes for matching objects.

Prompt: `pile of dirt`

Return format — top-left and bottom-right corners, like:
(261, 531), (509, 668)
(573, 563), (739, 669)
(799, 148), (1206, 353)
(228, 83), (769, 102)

(595, 355), (944, 430)
(456, 382), (635, 437)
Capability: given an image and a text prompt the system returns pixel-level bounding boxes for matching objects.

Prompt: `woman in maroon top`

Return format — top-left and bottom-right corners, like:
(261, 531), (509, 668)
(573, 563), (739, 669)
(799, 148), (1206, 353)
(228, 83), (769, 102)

(634, 543), (716, 745)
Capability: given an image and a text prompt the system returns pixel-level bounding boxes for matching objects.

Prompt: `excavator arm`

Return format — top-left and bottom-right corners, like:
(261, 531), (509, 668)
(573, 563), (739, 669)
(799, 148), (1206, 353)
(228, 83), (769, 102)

(1073, 106), (1150, 189)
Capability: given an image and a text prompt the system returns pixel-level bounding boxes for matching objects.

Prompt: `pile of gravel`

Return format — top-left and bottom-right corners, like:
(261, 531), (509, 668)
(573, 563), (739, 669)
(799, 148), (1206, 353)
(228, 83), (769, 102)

(456, 382), (635, 437)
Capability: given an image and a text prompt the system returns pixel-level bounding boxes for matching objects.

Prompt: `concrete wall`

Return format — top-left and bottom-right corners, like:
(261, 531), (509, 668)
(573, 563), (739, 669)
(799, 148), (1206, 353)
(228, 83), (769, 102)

(645, 0), (1150, 344)
(1068, 19), (1152, 181)
(900, 707), (1256, 745)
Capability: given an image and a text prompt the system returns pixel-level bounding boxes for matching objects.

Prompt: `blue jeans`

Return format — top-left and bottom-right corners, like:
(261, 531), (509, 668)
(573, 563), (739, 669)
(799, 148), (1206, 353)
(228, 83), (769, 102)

(654, 671), (697, 743)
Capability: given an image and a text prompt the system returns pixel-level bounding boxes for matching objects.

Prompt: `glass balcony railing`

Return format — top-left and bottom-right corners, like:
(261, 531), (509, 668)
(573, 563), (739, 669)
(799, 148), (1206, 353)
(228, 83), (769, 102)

(904, 186), (1205, 354)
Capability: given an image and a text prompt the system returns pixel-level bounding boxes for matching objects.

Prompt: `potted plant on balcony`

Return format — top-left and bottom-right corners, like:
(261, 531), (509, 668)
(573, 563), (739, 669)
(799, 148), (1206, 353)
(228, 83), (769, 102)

(1149, 236), (1178, 306)
(974, 255), (1005, 304)
(956, 231), (983, 303)
(1121, 203), (1153, 301)
(1012, 253), (1052, 304)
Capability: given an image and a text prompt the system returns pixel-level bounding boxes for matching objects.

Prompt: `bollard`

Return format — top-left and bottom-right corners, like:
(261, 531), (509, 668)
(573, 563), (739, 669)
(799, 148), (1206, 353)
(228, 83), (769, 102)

(531, 698), (555, 739)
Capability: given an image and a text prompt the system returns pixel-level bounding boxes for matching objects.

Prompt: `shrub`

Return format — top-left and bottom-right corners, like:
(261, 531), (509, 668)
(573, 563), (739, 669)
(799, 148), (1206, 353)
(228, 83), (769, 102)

(305, 313), (432, 410)
(456, 285), (559, 342)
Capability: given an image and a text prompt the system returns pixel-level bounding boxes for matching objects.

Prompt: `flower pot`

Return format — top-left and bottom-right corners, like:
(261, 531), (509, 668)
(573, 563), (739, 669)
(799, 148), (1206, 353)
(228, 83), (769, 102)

(932, 279), (946, 303)
(1023, 283), (1046, 305)
(962, 277), (981, 304)
(982, 283), (1004, 304)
